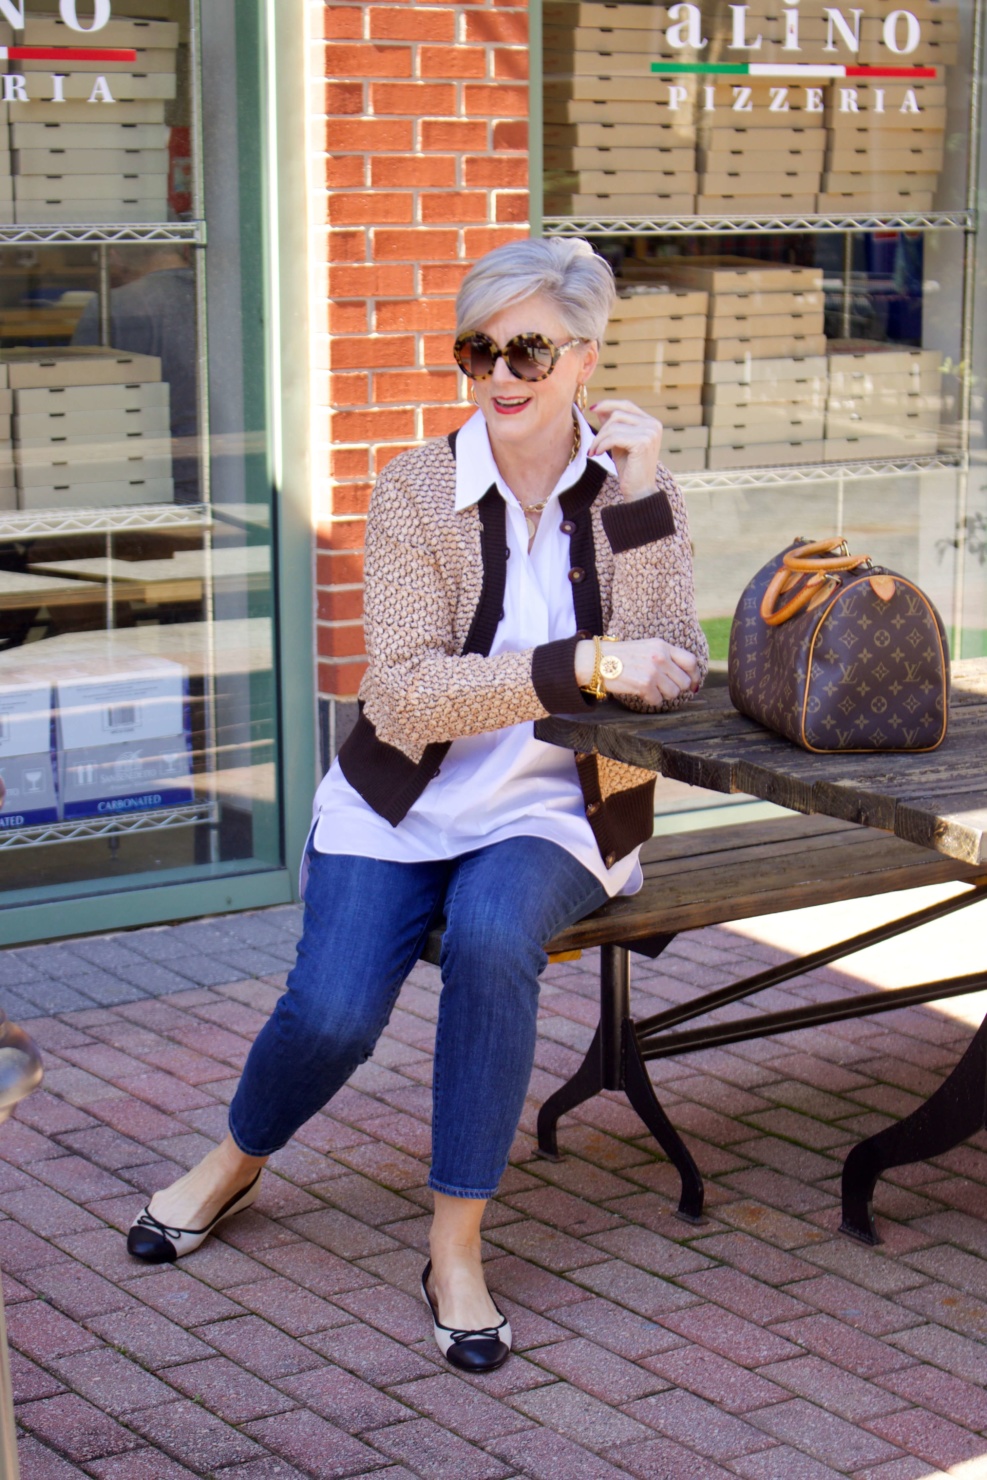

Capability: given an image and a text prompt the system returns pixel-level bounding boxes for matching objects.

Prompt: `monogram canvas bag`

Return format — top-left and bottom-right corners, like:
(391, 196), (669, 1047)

(728, 538), (950, 753)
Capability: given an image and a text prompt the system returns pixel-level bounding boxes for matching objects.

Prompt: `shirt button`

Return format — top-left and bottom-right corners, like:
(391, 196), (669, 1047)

(605, 852), (617, 868)
(568, 567), (585, 583)
(585, 801), (601, 817)
(561, 519), (576, 534)
(432, 768), (441, 779)
(505, 547), (511, 559)
(499, 608), (506, 621)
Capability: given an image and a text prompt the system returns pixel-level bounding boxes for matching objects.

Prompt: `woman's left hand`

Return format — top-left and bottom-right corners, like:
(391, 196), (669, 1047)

(587, 400), (663, 503)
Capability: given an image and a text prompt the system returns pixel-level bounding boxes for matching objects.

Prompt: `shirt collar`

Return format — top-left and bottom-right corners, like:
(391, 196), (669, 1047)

(453, 408), (615, 513)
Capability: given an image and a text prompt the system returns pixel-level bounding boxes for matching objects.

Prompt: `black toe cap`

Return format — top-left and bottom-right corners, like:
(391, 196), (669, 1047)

(127, 1226), (178, 1263)
(445, 1338), (510, 1373)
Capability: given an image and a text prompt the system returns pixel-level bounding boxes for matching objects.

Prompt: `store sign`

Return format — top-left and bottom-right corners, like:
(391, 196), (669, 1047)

(650, 3), (939, 113)
(0, 1), (112, 31)
(0, 1), (135, 104)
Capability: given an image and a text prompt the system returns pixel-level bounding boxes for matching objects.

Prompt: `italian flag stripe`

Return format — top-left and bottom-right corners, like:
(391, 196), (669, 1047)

(0, 46), (139, 62)
(652, 61), (936, 78)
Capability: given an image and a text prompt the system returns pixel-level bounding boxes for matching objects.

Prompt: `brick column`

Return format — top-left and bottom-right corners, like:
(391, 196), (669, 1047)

(310, 0), (530, 761)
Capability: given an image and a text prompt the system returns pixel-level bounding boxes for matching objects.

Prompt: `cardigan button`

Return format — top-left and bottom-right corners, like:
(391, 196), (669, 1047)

(576, 629), (592, 640)
(605, 852), (617, 868)
(585, 801), (601, 817)
(561, 519), (576, 534)
(575, 751), (589, 763)
(568, 567), (585, 583)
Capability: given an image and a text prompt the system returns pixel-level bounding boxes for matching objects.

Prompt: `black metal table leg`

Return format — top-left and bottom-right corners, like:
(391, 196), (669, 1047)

(841, 1014), (987, 1244)
(536, 1024), (604, 1160)
(623, 1020), (705, 1222)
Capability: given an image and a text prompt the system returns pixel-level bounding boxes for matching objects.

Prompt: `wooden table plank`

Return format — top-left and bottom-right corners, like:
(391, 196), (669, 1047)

(537, 658), (987, 865)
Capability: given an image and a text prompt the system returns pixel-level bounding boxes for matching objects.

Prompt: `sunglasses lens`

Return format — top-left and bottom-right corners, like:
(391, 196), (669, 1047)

(456, 334), (495, 379)
(507, 334), (555, 381)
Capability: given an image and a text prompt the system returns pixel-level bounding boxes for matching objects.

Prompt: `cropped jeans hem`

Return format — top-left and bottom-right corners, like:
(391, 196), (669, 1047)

(427, 1174), (499, 1201)
(227, 1110), (285, 1161)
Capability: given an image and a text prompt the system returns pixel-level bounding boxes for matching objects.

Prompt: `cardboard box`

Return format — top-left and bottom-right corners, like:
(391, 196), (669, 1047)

(708, 414), (825, 447)
(822, 170), (939, 191)
(58, 735), (194, 821)
(659, 258), (824, 292)
(706, 334), (828, 361)
(599, 334), (705, 363)
(696, 194), (817, 212)
(707, 440), (825, 469)
(591, 360), (705, 390)
(0, 753), (58, 829)
(14, 148), (170, 175)
(704, 386), (827, 413)
(603, 314), (707, 344)
(706, 402), (826, 433)
(826, 146), (944, 171)
(24, 16), (180, 46)
(661, 426), (709, 451)
(816, 191), (935, 210)
(17, 455), (172, 489)
(661, 449), (707, 471)
(10, 122), (169, 150)
(18, 50), (177, 75)
(823, 435), (918, 460)
(0, 683), (52, 760)
(3, 349), (162, 391)
(708, 288), (824, 318)
(543, 99), (698, 131)
(545, 76), (698, 102)
(706, 312), (825, 339)
(829, 344), (941, 376)
(54, 657), (188, 753)
(47, 74), (177, 103)
(17, 480), (174, 511)
(16, 403), (170, 441)
(14, 174), (169, 201)
(705, 353), (827, 385)
(544, 145), (695, 170)
(699, 171), (821, 194)
(611, 287), (709, 319)
(7, 102), (167, 126)
(14, 201), (168, 224)
(545, 193), (696, 213)
(544, 122), (687, 148)
(544, 2), (689, 28)
(14, 381), (170, 416)
(547, 169), (694, 194)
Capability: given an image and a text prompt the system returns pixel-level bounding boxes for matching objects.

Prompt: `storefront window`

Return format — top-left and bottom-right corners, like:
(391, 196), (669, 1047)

(0, 1), (281, 919)
(541, 0), (984, 676)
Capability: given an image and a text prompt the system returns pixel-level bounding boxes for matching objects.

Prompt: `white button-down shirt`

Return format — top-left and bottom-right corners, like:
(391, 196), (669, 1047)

(311, 409), (644, 898)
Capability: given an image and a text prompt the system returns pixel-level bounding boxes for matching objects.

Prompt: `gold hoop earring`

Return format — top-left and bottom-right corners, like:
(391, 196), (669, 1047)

(469, 382), (478, 405)
(576, 383), (588, 412)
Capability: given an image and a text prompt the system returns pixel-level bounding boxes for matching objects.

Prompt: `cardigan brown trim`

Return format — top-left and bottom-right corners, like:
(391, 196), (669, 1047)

(601, 488), (676, 555)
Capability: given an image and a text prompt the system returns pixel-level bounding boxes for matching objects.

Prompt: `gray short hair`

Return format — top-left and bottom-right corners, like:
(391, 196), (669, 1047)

(455, 237), (616, 343)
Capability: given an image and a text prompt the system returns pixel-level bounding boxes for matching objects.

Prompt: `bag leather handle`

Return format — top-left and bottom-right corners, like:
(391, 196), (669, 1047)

(760, 568), (828, 626)
(783, 537), (870, 573)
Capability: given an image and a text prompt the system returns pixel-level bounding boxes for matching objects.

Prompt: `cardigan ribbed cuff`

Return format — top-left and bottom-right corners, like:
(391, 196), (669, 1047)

(601, 488), (676, 554)
(532, 634), (595, 714)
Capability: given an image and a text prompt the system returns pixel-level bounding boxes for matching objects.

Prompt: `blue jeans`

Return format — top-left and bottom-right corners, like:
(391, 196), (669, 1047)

(228, 837), (607, 1199)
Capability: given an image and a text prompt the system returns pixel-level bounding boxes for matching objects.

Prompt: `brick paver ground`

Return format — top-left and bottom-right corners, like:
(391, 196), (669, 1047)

(4, 899), (987, 1478)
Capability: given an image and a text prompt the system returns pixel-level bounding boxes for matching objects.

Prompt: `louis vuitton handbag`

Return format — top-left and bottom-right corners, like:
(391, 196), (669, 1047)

(728, 538), (950, 753)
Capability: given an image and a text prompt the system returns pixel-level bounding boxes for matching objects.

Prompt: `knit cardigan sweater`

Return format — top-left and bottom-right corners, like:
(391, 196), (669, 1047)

(337, 430), (709, 869)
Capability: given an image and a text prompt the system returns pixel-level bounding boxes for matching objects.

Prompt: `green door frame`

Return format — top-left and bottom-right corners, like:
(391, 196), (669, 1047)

(1, 1), (316, 947)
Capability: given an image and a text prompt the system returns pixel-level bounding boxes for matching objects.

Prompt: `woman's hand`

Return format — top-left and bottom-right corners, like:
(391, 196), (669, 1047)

(575, 638), (701, 706)
(588, 399), (663, 502)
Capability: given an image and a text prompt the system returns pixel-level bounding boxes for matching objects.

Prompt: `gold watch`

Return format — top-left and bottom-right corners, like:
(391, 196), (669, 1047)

(581, 636), (623, 700)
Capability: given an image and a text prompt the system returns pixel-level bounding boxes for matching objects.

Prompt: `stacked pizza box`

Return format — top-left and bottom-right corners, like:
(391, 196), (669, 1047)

(820, 79), (947, 213)
(9, 14), (178, 223)
(4, 348), (173, 510)
(0, 94), (11, 226)
(825, 341), (943, 460)
(587, 286), (709, 471)
(654, 259), (827, 469)
(695, 83), (825, 215)
(543, 0), (698, 216)
(857, 0), (959, 69)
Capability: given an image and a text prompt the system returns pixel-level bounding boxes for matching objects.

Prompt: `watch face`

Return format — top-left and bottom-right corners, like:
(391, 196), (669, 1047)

(599, 655), (623, 681)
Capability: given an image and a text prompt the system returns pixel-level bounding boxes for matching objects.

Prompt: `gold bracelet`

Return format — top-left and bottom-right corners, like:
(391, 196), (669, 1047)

(580, 635), (606, 700)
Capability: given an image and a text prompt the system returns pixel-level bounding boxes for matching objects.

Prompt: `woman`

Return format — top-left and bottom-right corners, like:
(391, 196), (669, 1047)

(127, 237), (708, 1374)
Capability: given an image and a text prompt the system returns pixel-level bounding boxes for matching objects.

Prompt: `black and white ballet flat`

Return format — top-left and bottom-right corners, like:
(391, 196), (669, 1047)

(126, 1170), (263, 1264)
(420, 1259), (512, 1373)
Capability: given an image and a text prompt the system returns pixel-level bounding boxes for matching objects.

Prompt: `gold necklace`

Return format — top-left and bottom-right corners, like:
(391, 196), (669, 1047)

(523, 414), (581, 543)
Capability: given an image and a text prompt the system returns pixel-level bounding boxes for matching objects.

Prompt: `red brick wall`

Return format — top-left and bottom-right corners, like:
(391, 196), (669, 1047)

(311, 0), (531, 726)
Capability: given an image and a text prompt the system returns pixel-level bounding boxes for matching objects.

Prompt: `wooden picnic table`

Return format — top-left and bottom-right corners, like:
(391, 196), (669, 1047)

(535, 658), (987, 1244)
